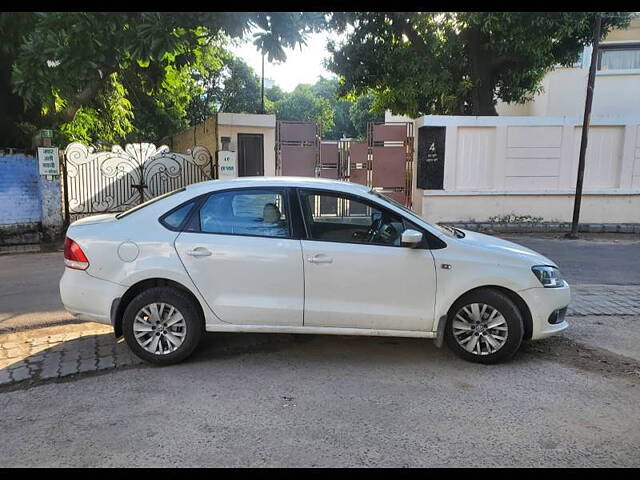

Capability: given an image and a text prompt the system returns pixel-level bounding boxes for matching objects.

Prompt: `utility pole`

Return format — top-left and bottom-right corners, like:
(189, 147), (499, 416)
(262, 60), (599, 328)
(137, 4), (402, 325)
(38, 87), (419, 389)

(261, 51), (265, 114)
(566, 12), (602, 239)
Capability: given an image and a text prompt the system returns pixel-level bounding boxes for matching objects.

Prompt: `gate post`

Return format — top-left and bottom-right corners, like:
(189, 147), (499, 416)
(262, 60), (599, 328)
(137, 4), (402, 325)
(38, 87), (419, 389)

(35, 131), (64, 241)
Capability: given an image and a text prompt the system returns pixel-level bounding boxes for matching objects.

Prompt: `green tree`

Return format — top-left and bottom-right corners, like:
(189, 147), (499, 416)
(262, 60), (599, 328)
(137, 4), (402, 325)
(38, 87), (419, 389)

(186, 53), (263, 125)
(271, 84), (335, 133)
(265, 84), (286, 103)
(4, 12), (325, 147)
(349, 93), (384, 139)
(327, 12), (632, 116)
(310, 76), (356, 139)
(0, 12), (40, 147)
(214, 56), (263, 114)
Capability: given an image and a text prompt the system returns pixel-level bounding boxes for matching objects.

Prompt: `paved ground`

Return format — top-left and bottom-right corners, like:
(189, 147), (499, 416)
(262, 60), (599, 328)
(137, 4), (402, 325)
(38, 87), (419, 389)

(0, 327), (639, 467)
(0, 233), (639, 466)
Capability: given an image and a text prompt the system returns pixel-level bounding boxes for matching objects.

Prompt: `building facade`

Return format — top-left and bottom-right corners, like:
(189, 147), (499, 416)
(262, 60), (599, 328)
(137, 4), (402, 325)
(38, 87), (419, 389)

(497, 16), (640, 118)
(387, 17), (640, 227)
(163, 112), (277, 178)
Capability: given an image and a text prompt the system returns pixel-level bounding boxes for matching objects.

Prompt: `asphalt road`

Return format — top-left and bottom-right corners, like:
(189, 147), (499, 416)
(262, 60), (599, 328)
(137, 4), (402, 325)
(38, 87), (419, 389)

(0, 233), (638, 332)
(499, 233), (640, 285)
(1, 331), (639, 467)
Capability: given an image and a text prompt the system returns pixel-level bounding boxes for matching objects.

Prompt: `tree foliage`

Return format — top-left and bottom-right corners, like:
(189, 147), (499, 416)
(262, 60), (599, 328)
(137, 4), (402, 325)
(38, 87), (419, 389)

(269, 83), (335, 133)
(2, 11), (325, 148)
(327, 12), (632, 116)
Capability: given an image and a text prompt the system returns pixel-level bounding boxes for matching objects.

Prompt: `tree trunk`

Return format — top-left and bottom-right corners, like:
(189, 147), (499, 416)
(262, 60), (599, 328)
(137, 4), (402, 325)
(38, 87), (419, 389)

(59, 74), (111, 123)
(465, 26), (498, 116)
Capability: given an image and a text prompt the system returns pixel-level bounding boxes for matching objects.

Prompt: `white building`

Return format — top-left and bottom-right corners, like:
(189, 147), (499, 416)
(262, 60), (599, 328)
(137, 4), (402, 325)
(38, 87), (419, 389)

(497, 16), (640, 118)
(389, 17), (640, 226)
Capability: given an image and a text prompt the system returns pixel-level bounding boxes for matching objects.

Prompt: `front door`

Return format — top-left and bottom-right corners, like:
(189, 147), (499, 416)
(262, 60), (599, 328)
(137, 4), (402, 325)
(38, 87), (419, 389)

(237, 133), (264, 177)
(298, 188), (437, 331)
(175, 187), (303, 326)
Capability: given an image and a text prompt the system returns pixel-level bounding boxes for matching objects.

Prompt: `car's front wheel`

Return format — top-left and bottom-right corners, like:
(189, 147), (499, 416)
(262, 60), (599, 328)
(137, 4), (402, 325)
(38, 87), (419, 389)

(444, 288), (524, 364)
(122, 286), (204, 365)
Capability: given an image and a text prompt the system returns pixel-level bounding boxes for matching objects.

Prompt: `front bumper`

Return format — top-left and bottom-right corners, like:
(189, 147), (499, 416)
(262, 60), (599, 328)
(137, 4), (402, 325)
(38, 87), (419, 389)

(518, 283), (571, 340)
(60, 268), (127, 326)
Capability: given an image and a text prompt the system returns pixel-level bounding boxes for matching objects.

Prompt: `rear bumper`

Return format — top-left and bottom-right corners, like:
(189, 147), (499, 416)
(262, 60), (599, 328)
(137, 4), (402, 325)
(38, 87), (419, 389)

(59, 268), (127, 326)
(519, 283), (571, 340)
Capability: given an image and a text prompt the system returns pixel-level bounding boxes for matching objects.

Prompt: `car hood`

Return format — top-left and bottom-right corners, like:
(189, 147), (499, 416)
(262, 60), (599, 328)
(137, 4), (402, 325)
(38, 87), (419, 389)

(71, 213), (118, 227)
(456, 229), (557, 267)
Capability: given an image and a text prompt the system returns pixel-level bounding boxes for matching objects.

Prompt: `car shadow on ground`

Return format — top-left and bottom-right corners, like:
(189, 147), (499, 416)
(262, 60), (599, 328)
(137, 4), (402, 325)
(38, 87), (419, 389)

(2, 328), (640, 390)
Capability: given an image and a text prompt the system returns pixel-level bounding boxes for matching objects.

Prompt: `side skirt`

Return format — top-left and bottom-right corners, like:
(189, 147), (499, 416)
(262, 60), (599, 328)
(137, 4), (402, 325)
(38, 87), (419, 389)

(204, 323), (437, 339)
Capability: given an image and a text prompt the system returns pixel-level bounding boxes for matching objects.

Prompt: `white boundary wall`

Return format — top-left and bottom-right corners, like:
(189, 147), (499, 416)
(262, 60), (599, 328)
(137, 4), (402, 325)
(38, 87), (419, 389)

(412, 115), (640, 224)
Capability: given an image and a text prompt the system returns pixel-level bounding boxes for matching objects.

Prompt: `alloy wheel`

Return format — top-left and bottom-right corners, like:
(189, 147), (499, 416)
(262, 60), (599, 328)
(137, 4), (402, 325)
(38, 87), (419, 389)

(133, 302), (187, 355)
(452, 303), (508, 356)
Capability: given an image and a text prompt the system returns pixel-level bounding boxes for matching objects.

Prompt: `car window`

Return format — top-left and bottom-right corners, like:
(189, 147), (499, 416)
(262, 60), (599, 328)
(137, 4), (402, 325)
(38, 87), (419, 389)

(299, 190), (408, 247)
(160, 201), (196, 230)
(198, 189), (289, 238)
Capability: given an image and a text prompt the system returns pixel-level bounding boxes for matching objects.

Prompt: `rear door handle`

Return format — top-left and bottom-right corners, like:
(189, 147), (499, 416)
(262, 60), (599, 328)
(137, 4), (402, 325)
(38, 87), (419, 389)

(307, 254), (333, 264)
(186, 247), (212, 257)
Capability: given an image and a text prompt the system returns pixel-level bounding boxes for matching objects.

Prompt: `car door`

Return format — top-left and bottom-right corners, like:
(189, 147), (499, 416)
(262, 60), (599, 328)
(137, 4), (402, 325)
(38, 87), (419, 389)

(174, 187), (303, 326)
(298, 188), (438, 331)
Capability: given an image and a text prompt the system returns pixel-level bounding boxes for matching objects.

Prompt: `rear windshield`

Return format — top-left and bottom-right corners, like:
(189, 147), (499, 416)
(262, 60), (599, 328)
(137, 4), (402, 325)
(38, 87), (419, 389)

(115, 188), (186, 219)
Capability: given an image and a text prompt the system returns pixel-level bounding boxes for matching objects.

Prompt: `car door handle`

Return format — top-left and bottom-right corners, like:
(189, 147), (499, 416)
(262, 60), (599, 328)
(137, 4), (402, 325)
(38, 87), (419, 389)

(307, 254), (333, 264)
(186, 248), (212, 257)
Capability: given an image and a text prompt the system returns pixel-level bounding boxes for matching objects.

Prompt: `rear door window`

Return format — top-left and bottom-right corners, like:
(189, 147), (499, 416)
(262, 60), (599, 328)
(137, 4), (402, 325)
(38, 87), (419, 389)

(197, 188), (290, 238)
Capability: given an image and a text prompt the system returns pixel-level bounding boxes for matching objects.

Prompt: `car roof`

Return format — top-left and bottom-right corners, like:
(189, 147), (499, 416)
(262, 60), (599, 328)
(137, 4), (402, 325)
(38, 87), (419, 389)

(185, 176), (372, 196)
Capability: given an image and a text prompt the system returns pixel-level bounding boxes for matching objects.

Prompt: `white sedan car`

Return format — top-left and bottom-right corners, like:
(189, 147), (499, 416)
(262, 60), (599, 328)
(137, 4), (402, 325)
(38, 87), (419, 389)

(60, 177), (570, 365)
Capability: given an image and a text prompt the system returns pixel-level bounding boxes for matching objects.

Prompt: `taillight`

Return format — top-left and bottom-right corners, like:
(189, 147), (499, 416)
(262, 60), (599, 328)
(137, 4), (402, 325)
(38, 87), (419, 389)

(63, 237), (89, 270)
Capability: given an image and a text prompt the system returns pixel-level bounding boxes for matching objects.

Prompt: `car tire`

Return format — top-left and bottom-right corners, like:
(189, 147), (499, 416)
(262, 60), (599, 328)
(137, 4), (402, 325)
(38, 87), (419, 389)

(122, 286), (204, 365)
(444, 288), (523, 364)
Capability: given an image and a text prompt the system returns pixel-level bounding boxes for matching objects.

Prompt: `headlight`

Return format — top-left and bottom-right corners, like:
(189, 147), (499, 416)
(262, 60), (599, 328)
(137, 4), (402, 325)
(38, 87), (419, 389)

(531, 265), (565, 288)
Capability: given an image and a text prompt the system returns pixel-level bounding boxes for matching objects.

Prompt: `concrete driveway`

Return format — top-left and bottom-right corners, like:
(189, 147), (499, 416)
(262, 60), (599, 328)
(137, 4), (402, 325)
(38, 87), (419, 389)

(1, 330), (639, 467)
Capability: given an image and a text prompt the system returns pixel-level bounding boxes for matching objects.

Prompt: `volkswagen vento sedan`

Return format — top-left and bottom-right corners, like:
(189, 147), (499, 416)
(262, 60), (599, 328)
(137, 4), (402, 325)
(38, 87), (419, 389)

(60, 177), (570, 365)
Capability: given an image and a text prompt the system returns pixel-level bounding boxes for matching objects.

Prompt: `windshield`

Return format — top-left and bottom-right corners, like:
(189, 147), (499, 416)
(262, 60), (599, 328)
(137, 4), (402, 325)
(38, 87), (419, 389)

(115, 187), (186, 219)
(371, 190), (463, 238)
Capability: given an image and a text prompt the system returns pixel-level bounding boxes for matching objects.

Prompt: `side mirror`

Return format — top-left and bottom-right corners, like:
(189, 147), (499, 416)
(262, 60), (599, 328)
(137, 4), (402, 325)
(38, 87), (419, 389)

(401, 229), (423, 248)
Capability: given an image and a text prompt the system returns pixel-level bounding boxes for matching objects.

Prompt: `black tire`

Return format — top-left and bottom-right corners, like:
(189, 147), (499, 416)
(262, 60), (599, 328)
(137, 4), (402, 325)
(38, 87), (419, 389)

(122, 286), (204, 365)
(444, 288), (523, 364)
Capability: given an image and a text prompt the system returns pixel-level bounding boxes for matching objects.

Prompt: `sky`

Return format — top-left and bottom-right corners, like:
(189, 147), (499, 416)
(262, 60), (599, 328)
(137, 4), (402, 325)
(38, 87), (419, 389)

(229, 30), (342, 92)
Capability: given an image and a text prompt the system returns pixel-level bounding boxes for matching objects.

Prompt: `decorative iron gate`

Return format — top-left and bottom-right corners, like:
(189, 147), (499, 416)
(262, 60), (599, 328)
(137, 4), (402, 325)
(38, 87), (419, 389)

(276, 121), (414, 207)
(63, 142), (214, 221)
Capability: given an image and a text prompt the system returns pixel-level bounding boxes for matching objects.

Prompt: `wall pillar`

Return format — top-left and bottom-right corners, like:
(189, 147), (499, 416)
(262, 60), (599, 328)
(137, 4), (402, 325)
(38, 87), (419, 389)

(34, 132), (64, 242)
(38, 174), (63, 242)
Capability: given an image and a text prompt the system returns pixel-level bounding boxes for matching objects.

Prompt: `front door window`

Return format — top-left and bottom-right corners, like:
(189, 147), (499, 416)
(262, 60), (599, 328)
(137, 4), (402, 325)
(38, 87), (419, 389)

(298, 190), (412, 247)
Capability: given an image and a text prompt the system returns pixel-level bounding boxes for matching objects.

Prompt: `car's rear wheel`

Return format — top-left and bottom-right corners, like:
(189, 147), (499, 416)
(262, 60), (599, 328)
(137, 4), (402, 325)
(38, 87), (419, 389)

(122, 286), (204, 365)
(444, 288), (523, 364)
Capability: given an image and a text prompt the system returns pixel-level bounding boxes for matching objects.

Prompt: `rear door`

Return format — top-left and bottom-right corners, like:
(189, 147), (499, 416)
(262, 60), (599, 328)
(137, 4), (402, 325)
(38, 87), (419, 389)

(175, 187), (303, 326)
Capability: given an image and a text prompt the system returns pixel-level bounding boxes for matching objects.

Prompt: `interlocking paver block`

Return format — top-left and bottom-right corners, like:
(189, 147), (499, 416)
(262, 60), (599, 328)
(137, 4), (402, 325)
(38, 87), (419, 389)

(97, 356), (116, 370)
(0, 369), (12, 385)
(40, 351), (62, 379)
(9, 366), (30, 382)
(59, 360), (79, 377)
(569, 286), (640, 316)
(78, 358), (97, 373)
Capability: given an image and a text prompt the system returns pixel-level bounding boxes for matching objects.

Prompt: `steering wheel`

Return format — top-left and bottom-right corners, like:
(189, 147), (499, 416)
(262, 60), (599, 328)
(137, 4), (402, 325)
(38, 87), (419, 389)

(365, 216), (384, 242)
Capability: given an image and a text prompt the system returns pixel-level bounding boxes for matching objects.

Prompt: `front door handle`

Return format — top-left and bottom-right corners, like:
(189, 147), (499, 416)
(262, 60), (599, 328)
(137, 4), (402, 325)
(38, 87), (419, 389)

(186, 247), (212, 257)
(307, 254), (333, 264)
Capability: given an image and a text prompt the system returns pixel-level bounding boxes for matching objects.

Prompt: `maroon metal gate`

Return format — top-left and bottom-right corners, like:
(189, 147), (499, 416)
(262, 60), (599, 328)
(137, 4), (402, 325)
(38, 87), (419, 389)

(276, 121), (414, 207)
(276, 121), (320, 177)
